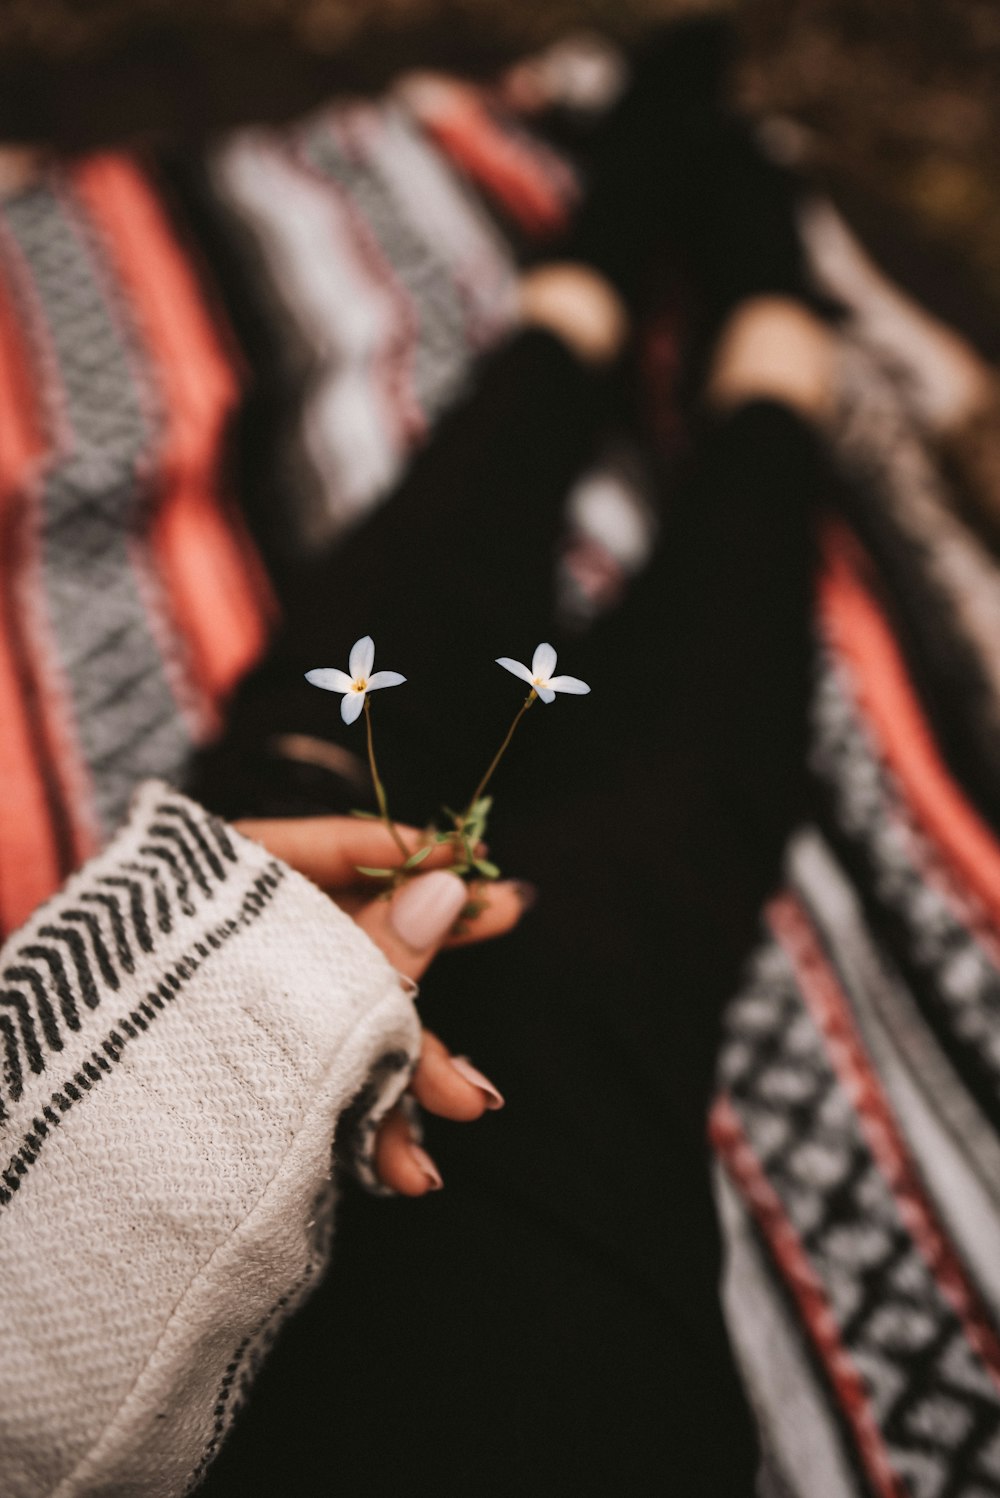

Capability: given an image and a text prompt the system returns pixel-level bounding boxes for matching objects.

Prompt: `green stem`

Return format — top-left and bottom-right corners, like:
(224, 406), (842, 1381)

(462, 690), (537, 821)
(363, 696), (411, 861)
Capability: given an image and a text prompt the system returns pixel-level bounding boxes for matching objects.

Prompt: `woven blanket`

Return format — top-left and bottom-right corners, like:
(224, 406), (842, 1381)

(714, 316), (1000, 1496)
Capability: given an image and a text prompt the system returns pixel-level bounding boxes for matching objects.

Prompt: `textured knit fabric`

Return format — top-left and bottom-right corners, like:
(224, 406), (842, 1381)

(0, 781), (419, 1498)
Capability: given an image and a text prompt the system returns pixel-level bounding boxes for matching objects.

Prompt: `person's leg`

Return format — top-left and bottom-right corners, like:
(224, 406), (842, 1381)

(197, 303), (836, 1498)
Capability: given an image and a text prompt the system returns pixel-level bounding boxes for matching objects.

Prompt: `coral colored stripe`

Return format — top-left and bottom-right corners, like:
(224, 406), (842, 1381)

(819, 523), (1000, 933)
(711, 1093), (907, 1498)
(419, 86), (573, 238)
(770, 889), (1000, 1383)
(0, 272), (66, 932)
(71, 155), (273, 716)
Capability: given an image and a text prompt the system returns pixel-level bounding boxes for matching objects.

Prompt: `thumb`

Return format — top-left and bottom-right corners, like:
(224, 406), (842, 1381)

(354, 870), (470, 982)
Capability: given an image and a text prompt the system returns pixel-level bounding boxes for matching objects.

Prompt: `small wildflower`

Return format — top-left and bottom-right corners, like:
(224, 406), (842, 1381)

(495, 642), (590, 704)
(306, 636), (406, 724)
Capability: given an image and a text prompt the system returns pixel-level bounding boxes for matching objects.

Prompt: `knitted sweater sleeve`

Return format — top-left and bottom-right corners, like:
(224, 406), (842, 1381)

(0, 781), (421, 1498)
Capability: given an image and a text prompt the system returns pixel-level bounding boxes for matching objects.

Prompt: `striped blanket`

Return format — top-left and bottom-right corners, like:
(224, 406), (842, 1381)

(715, 374), (1000, 1494)
(3, 45), (1000, 1495)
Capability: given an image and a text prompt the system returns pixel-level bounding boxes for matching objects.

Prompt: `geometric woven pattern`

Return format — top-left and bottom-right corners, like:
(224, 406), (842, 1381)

(716, 893), (1000, 1498)
(0, 794), (243, 1124)
(300, 102), (515, 451)
(0, 184), (197, 842)
(812, 654), (1000, 1126)
(0, 793), (296, 1222)
(212, 100), (520, 549)
(716, 621), (1000, 1498)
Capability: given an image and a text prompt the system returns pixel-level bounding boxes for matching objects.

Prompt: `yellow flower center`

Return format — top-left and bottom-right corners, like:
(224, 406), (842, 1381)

(352, 679), (367, 692)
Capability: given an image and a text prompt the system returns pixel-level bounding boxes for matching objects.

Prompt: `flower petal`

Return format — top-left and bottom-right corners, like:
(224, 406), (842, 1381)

(535, 684), (556, 704)
(305, 667), (353, 693)
(349, 635), (376, 680)
(496, 657), (533, 684)
(366, 670), (406, 691)
(531, 642), (557, 679)
(341, 690), (366, 724)
(549, 674), (591, 695)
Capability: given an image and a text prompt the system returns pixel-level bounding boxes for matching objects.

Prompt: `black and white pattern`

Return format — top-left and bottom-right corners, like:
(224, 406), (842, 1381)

(0, 791), (242, 1134)
(720, 890), (1000, 1498)
(0, 184), (200, 839)
(0, 781), (420, 1498)
(209, 100), (517, 551)
(716, 627), (1000, 1498)
(299, 102), (515, 440)
(812, 653), (1000, 1127)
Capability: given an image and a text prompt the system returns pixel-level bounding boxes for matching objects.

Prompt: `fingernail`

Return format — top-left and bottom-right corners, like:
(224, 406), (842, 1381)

(390, 870), (469, 951)
(450, 1055), (505, 1110)
(513, 880), (539, 912)
(408, 1143), (444, 1191)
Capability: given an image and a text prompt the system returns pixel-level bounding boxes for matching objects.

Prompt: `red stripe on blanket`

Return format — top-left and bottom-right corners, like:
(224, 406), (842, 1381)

(770, 889), (1000, 1383)
(413, 82), (574, 238)
(819, 522), (1000, 934)
(0, 267), (68, 932)
(711, 1092), (908, 1498)
(71, 156), (274, 728)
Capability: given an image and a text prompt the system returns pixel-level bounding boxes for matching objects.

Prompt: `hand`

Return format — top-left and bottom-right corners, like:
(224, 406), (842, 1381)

(234, 816), (528, 1194)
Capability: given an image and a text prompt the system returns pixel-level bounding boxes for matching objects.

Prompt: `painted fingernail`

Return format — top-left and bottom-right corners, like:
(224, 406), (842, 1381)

(390, 870), (469, 951)
(450, 1055), (505, 1110)
(408, 1143), (444, 1191)
(513, 880), (539, 911)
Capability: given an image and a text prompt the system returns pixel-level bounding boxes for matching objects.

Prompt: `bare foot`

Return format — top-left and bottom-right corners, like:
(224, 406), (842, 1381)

(706, 296), (836, 423)
(802, 198), (997, 433)
(518, 262), (629, 366)
(0, 146), (47, 198)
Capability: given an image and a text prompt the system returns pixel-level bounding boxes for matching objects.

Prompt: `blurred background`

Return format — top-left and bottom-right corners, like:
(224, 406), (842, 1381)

(0, 0), (997, 336)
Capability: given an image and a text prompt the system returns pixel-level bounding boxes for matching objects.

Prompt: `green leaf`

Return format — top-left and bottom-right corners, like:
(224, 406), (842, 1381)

(403, 844), (434, 869)
(473, 858), (501, 879)
(471, 797), (493, 818)
(355, 866), (395, 879)
(449, 864), (470, 878)
(349, 808), (380, 819)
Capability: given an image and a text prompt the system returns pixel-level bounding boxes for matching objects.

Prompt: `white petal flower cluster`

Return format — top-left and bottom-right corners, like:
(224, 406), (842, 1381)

(306, 635), (591, 723)
(305, 635), (406, 724)
(495, 642), (590, 704)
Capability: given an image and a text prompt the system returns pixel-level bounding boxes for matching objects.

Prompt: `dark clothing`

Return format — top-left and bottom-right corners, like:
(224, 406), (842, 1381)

(199, 388), (823, 1496)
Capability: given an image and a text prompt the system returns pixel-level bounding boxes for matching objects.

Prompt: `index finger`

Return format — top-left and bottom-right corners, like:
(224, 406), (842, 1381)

(233, 816), (456, 891)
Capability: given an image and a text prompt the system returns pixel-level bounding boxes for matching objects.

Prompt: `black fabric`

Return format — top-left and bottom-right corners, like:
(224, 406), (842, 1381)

(190, 327), (608, 822)
(192, 31), (829, 1490)
(563, 17), (842, 395)
(197, 398), (823, 1497)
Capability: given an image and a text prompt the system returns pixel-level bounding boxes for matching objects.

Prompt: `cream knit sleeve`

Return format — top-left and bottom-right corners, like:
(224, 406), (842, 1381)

(0, 781), (421, 1498)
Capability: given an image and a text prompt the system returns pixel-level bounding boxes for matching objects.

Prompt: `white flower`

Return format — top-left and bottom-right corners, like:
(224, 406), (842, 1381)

(305, 636), (406, 724)
(495, 642), (590, 704)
